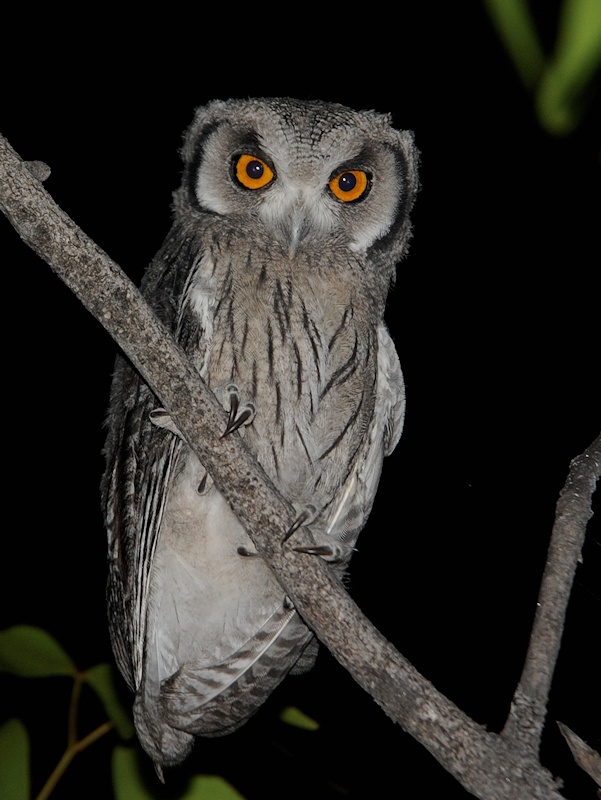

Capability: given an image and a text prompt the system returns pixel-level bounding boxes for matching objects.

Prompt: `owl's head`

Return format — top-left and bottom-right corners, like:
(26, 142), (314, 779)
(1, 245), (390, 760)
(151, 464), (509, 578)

(174, 97), (418, 267)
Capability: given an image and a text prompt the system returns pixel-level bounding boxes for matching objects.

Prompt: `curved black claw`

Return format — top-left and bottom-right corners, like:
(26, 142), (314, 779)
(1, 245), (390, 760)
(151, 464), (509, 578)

(282, 505), (317, 545)
(149, 408), (183, 437)
(237, 546), (259, 557)
(293, 544), (336, 557)
(222, 385), (256, 438)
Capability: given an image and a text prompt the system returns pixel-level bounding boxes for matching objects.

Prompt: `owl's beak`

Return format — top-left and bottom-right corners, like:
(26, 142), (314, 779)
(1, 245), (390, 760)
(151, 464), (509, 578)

(286, 207), (306, 256)
(262, 197), (323, 256)
(284, 203), (322, 257)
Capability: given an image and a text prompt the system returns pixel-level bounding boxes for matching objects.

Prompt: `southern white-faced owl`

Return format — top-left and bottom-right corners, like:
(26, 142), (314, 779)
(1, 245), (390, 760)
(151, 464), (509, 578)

(102, 97), (418, 773)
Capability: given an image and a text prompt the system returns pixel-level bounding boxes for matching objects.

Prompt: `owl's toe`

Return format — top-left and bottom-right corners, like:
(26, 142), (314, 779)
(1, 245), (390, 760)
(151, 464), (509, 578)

(222, 384), (256, 437)
(282, 504), (318, 544)
(237, 546), (259, 557)
(149, 408), (183, 437)
(292, 544), (335, 557)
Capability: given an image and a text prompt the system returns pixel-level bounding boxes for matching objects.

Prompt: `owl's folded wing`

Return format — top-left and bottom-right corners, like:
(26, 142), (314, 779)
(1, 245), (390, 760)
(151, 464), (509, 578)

(103, 359), (183, 692)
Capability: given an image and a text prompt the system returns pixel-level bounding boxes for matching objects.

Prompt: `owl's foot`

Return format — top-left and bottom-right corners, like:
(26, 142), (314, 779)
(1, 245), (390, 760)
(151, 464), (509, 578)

(284, 506), (349, 562)
(283, 507), (339, 560)
(222, 384), (256, 437)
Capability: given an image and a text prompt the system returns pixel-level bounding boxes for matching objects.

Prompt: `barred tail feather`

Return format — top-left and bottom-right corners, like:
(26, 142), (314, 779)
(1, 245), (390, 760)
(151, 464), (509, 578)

(132, 609), (313, 766)
(161, 609), (313, 736)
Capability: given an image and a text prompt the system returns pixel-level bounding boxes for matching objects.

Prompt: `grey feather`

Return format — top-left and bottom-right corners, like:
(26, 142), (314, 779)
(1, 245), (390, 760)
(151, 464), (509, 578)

(102, 97), (418, 771)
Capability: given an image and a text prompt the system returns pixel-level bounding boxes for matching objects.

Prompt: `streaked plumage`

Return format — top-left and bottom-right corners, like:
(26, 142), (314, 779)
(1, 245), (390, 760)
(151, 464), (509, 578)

(102, 97), (418, 771)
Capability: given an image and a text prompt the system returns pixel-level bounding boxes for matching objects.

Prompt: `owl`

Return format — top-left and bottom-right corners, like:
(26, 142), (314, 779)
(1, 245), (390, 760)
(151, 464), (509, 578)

(102, 97), (418, 773)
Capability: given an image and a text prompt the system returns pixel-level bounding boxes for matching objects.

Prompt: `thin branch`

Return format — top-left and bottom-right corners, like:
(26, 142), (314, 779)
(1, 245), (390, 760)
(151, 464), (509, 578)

(2, 132), (592, 799)
(503, 434), (601, 749)
(557, 723), (601, 788)
(67, 673), (84, 746)
(35, 722), (114, 800)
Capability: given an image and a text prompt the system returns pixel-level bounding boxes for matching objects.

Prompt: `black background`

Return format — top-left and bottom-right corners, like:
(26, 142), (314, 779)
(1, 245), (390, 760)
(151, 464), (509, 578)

(1, 4), (599, 798)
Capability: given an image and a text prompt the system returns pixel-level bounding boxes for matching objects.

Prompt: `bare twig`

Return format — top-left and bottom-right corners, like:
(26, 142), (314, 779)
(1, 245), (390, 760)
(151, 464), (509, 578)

(557, 723), (601, 788)
(3, 132), (595, 799)
(503, 435), (601, 750)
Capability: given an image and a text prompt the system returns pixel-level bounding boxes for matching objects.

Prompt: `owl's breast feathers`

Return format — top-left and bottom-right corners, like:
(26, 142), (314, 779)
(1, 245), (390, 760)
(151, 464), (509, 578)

(183, 234), (382, 515)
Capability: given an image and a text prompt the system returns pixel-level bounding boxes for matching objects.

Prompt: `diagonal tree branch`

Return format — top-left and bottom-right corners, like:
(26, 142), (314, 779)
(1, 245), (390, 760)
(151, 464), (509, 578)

(503, 434), (601, 751)
(3, 131), (596, 799)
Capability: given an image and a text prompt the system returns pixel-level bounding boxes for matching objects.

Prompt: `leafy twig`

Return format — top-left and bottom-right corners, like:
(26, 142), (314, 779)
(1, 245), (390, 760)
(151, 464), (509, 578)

(35, 721), (114, 800)
(67, 673), (84, 747)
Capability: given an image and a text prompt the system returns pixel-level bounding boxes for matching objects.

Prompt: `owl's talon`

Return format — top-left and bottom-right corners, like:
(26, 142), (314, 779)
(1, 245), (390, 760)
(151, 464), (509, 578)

(222, 385), (256, 437)
(293, 544), (336, 558)
(149, 408), (183, 438)
(282, 504), (317, 544)
(237, 546), (259, 557)
(222, 406), (255, 437)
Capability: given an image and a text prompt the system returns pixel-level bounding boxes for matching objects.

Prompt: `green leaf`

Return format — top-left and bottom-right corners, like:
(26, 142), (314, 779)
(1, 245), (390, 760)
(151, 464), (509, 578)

(112, 746), (154, 800)
(483, 0), (545, 89)
(0, 719), (30, 800)
(183, 775), (246, 800)
(279, 705), (320, 731)
(84, 663), (135, 740)
(0, 626), (76, 677)
(536, 0), (601, 134)
(485, 0), (601, 135)
(113, 746), (247, 800)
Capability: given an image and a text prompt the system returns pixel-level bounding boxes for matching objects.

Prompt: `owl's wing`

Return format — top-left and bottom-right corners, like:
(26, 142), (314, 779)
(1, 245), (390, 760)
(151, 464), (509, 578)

(103, 358), (183, 692)
(102, 227), (207, 690)
(377, 322), (406, 456)
(324, 323), (405, 555)
(122, 416), (316, 766)
(104, 358), (316, 768)
(148, 605), (313, 736)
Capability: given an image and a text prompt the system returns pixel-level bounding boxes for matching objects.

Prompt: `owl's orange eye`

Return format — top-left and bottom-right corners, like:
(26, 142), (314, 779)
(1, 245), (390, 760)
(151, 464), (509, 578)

(328, 170), (370, 202)
(234, 154), (275, 189)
